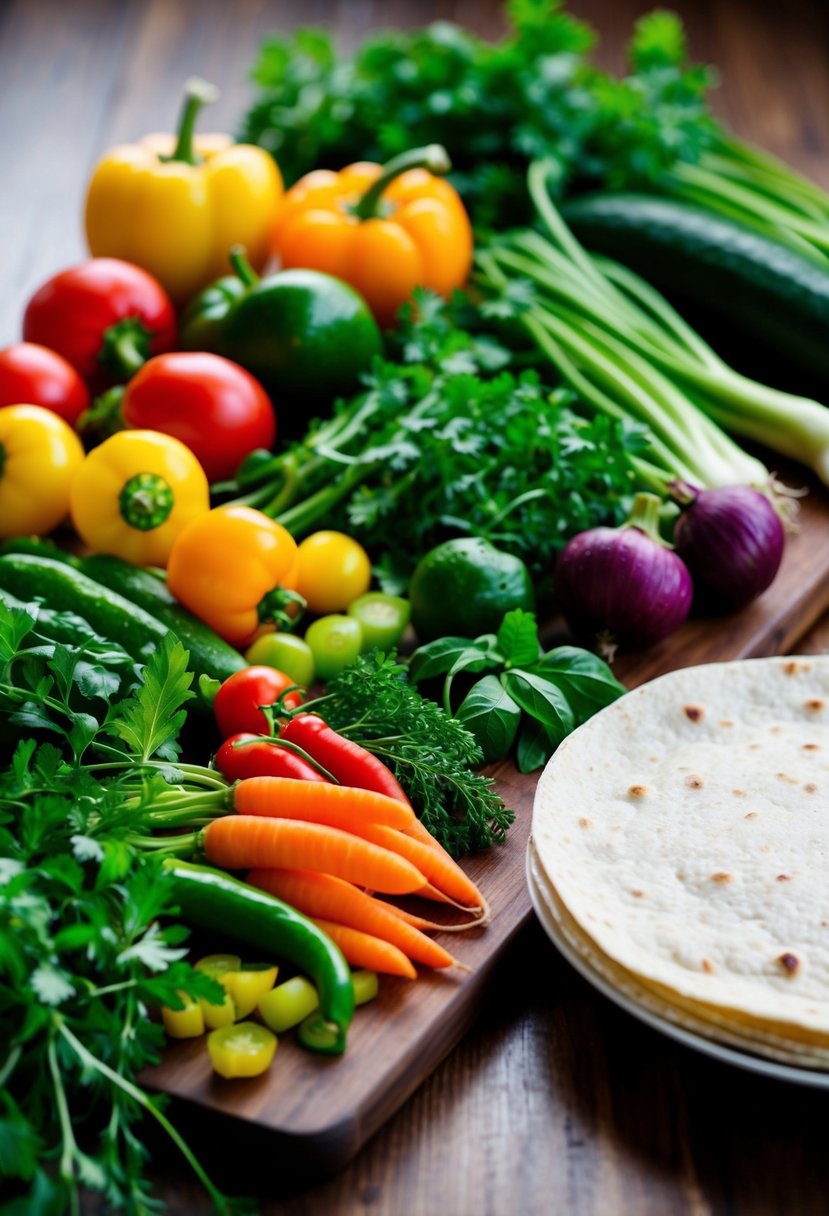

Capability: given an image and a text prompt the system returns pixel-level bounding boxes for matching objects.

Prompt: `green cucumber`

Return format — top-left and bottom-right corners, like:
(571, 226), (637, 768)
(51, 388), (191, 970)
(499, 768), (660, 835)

(0, 537), (79, 565)
(562, 193), (829, 388)
(79, 555), (246, 684)
(0, 554), (171, 662)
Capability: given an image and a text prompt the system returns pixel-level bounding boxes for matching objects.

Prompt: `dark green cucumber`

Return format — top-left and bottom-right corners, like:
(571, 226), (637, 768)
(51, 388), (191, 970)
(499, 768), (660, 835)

(79, 555), (246, 683)
(0, 587), (131, 653)
(0, 537), (79, 565)
(562, 193), (829, 388)
(0, 554), (171, 662)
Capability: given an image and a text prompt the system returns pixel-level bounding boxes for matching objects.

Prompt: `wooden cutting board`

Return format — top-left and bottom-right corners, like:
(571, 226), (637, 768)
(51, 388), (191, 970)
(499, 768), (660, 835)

(140, 483), (829, 1176)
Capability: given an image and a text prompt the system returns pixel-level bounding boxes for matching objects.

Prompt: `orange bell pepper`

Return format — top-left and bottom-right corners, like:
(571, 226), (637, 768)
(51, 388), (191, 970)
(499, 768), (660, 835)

(273, 145), (473, 328)
(166, 505), (300, 647)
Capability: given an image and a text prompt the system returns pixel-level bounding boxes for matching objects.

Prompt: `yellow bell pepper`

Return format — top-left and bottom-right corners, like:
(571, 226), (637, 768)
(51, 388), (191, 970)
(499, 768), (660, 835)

(69, 430), (210, 568)
(0, 404), (84, 538)
(85, 78), (283, 304)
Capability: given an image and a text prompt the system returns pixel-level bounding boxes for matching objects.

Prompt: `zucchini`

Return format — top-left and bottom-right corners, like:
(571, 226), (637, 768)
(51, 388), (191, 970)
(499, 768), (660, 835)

(562, 194), (829, 390)
(0, 554), (171, 662)
(79, 555), (246, 684)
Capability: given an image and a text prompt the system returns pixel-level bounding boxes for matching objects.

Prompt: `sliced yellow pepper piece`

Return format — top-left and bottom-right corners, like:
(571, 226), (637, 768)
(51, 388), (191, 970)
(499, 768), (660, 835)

(258, 976), (319, 1034)
(161, 992), (205, 1039)
(223, 964), (278, 1019)
(207, 1022), (277, 1079)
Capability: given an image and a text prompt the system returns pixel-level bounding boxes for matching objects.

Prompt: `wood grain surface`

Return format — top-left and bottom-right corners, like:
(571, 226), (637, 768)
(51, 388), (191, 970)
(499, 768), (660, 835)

(3, 2), (829, 1214)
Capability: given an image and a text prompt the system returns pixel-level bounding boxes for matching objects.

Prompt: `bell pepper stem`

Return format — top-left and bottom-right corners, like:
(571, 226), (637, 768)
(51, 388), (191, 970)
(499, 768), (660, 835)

(168, 76), (220, 165)
(257, 586), (306, 632)
(98, 317), (153, 381)
(229, 245), (260, 287)
(77, 385), (125, 441)
(119, 472), (175, 531)
(351, 144), (452, 221)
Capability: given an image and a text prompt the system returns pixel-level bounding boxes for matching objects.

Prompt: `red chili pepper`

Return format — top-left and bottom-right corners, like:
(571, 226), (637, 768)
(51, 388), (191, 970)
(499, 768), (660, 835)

(280, 714), (411, 806)
(215, 733), (329, 783)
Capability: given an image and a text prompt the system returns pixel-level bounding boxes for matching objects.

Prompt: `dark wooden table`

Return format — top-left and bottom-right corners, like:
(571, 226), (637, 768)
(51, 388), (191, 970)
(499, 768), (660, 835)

(4, 1), (829, 1212)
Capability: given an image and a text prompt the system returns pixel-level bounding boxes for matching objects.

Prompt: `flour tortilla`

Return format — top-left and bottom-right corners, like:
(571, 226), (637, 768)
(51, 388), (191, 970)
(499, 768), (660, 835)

(528, 841), (829, 1068)
(530, 656), (829, 1059)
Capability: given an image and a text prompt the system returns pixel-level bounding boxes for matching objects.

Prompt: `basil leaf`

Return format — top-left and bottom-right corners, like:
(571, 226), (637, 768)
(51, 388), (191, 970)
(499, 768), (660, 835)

(515, 717), (560, 774)
(501, 670), (574, 743)
(408, 637), (481, 683)
(447, 639), (501, 679)
(530, 646), (626, 724)
(455, 675), (521, 763)
(496, 609), (540, 669)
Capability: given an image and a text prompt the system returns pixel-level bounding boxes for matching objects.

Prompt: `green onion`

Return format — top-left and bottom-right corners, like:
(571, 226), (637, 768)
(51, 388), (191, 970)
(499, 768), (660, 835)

(477, 161), (829, 491)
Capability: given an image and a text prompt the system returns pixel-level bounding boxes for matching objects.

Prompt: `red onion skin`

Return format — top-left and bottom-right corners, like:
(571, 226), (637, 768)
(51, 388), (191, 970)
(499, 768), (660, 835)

(554, 525), (693, 649)
(673, 486), (785, 612)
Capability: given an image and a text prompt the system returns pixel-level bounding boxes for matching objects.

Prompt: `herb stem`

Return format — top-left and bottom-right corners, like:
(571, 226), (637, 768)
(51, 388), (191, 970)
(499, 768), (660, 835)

(0, 1044), (21, 1088)
(56, 1017), (231, 1215)
(47, 1028), (80, 1212)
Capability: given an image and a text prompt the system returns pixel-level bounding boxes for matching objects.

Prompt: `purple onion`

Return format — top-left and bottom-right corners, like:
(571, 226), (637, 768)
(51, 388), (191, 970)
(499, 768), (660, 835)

(555, 493), (693, 652)
(672, 485), (785, 612)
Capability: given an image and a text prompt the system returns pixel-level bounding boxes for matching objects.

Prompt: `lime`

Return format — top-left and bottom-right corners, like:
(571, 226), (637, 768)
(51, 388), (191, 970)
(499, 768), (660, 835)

(408, 538), (535, 642)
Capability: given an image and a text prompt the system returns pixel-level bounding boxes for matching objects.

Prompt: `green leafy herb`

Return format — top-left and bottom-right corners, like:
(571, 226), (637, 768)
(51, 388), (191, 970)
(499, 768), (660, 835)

(410, 609), (625, 772)
(107, 632), (194, 763)
(454, 675), (522, 764)
(241, 4), (829, 265)
(225, 290), (644, 583)
(303, 651), (515, 857)
(0, 600), (241, 1214)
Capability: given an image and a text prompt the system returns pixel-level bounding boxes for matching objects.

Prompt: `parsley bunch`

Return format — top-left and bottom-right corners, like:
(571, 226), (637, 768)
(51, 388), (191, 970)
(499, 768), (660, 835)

(240, 0), (596, 228)
(0, 602), (238, 1215)
(228, 291), (645, 590)
(239, 1), (715, 228)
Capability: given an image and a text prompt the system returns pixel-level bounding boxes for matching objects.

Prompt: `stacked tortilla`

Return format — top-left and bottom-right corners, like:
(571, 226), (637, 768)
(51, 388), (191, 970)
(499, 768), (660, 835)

(529, 655), (829, 1068)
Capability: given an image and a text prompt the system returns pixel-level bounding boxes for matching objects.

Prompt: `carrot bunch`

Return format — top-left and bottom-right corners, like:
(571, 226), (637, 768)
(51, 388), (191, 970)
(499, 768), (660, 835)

(200, 776), (489, 979)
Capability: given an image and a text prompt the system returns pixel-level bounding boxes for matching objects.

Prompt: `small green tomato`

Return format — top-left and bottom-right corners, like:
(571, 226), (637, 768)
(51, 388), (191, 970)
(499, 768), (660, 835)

(304, 615), (363, 680)
(245, 632), (316, 687)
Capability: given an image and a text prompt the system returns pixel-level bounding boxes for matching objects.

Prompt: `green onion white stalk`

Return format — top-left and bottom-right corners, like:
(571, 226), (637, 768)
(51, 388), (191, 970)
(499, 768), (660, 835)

(477, 162), (829, 490)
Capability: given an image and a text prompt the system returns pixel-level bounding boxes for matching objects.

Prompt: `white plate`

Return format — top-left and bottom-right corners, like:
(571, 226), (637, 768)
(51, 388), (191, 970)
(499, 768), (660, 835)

(526, 846), (829, 1090)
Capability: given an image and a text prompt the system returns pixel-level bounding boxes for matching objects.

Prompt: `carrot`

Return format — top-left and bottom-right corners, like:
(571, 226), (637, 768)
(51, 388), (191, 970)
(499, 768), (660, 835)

(348, 822), (489, 917)
(232, 776), (415, 831)
(246, 868), (457, 970)
(202, 816), (427, 895)
(372, 898), (486, 934)
(310, 918), (417, 979)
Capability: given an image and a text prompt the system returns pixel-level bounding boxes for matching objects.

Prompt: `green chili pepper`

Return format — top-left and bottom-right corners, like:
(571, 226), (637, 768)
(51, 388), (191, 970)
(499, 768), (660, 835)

(164, 859), (355, 1054)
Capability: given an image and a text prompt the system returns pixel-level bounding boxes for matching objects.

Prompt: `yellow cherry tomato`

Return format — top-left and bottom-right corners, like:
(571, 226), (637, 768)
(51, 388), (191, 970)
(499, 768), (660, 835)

(70, 430), (210, 568)
(161, 992), (206, 1039)
(207, 1021), (277, 1079)
(0, 404), (84, 538)
(295, 531), (372, 615)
